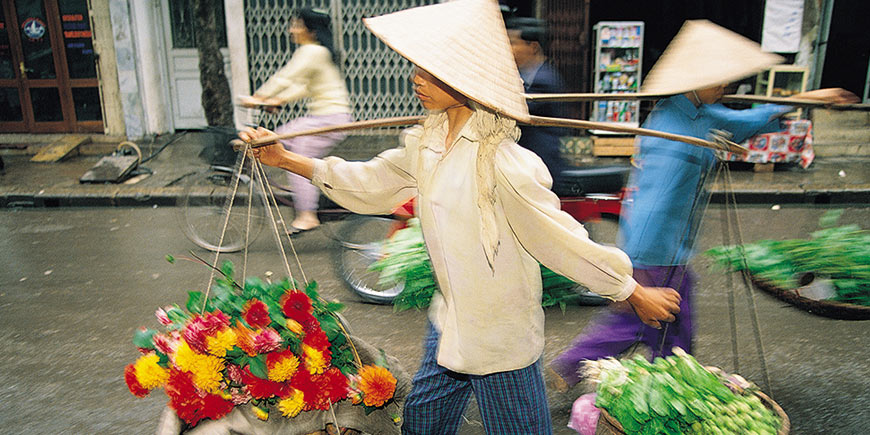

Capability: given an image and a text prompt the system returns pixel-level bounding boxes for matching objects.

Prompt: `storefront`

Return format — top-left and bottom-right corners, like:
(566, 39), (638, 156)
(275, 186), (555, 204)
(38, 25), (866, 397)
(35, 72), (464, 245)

(1, 0), (102, 133)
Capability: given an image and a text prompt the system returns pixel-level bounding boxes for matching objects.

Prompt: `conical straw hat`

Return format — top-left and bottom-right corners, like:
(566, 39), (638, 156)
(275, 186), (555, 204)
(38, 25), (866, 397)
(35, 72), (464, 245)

(642, 19), (784, 95)
(364, 0), (529, 122)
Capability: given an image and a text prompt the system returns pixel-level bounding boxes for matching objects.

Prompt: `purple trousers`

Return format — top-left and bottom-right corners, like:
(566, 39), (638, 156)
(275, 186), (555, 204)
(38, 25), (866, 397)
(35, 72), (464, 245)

(549, 265), (695, 386)
(276, 113), (353, 211)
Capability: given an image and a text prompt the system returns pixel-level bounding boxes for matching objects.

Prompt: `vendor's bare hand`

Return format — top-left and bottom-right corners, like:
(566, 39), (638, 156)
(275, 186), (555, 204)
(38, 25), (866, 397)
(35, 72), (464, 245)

(239, 127), (285, 168)
(793, 88), (860, 105)
(626, 284), (681, 329)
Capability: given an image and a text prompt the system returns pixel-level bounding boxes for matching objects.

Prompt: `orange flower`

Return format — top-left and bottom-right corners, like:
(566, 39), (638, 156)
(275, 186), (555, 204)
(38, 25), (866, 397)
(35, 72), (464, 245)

(357, 365), (397, 408)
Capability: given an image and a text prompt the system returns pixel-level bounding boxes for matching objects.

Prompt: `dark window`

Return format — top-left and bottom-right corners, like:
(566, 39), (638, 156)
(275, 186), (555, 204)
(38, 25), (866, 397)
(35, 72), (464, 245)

(71, 86), (101, 121)
(30, 87), (63, 121)
(0, 88), (23, 121)
(0, 6), (15, 79)
(58, 0), (97, 79)
(168, 0), (227, 49)
(17, 0), (56, 79)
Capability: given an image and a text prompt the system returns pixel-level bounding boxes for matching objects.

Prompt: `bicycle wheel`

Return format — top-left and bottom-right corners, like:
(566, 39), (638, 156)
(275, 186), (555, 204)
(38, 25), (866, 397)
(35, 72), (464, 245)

(177, 166), (267, 252)
(330, 215), (405, 304)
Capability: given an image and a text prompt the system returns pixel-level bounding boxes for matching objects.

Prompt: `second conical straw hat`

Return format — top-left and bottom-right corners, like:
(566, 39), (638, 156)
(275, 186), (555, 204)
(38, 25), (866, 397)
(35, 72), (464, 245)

(642, 19), (784, 95)
(363, 0), (529, 122)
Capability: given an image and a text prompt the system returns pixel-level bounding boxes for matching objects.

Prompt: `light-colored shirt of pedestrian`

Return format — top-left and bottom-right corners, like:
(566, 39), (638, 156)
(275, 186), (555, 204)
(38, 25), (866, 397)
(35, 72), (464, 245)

(310, 111), (638, 375)
(255, 44), (351, 116)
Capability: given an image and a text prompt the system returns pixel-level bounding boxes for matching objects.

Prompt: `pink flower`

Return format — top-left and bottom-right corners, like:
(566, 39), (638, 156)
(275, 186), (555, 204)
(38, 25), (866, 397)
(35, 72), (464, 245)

(183, 311), (231, 354)
(226, 364), (245, 384)
(252, 328), (283, 354)
(230, 387), (252, 405)
(152, 333), (177, 355)
(155, 307), (172, 325)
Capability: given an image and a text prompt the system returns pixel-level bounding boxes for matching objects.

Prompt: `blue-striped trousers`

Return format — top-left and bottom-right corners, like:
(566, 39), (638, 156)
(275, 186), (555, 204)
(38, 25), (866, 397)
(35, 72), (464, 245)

(402, 323), (553, 434)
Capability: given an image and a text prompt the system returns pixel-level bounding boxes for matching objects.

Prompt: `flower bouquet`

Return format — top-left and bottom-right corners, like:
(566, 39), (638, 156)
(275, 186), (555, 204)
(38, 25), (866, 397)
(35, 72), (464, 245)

(125, 260), (406, 433)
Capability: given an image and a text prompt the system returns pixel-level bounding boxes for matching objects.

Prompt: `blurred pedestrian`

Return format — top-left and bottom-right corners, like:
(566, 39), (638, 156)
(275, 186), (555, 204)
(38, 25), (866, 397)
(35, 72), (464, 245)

(240, 7), (352, 233)
(506, 17), (568, 181)
(242, 1), (681, 433)
(549, 20), (859, 390)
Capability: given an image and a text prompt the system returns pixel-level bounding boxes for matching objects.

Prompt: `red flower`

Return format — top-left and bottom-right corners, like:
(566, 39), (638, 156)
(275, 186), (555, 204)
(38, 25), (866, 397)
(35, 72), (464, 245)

(202, 392), (235, 421)
(281, 290), (313, 321)
(241, 367), (290, 399)
(124, 364), (150, 398)
(242, 299), (271, 329)
(302, 327), (330, 352)
(183, 311), (231, 354)
(165, 368), (234, 426)
(299, 367), (348, 411)
(165, 369), (205, 425)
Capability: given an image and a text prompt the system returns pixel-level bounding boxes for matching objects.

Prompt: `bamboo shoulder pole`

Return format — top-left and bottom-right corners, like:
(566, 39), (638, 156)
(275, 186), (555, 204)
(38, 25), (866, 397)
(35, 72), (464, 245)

(231, 115), (425, 149)
(527, 115), (745, 154)
(231, 114), (745, 155)
(525, 92), (870, 110)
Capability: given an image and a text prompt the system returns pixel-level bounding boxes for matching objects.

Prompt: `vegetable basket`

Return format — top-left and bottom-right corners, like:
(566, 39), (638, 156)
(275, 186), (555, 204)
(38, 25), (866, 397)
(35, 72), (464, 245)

(750, 276), (870, 320)
(586, 351), (790, 435)
(595, 387), (789, 435)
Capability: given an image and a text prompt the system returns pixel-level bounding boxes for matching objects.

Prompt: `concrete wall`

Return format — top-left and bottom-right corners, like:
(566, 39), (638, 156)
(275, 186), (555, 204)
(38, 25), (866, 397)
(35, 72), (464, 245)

(811, 109), (870, 157)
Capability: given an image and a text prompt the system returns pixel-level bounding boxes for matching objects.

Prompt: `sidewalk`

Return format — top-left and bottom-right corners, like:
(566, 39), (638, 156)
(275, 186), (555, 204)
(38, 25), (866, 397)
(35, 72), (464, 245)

(1, 131), (869, 207)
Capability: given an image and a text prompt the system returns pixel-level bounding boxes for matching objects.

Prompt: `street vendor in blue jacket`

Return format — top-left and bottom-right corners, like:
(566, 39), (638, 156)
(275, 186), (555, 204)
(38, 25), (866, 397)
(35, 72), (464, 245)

(550, 19), (858, 389)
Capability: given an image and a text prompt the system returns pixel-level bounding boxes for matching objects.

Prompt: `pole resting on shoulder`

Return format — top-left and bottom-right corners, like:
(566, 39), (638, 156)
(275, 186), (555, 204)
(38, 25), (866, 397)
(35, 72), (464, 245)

(228, 114), (747, 155)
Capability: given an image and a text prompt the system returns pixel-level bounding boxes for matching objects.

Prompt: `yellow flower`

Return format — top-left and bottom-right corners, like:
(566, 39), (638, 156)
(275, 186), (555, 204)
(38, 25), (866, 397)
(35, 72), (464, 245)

(133, 353), (169, 389)
(174, 341), (198, 372)
(285, 319), (303, 335)
(190, 354), (225, 393)
(303, 344), (327, 375)
(268, 353), (300, 382)
(252, 405), (269, 421)
(206, 328), (237, 357)
(278, 389), (305, 417)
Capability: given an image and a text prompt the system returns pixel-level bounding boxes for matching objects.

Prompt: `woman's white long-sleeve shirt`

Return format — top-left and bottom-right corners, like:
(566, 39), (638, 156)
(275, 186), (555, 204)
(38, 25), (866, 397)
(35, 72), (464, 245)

(311, 115), (637, 375)
(254, 44), (350, 116)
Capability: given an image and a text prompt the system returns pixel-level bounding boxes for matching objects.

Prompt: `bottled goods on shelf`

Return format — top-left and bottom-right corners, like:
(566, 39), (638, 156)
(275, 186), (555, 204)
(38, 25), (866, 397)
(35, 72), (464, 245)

(598, 24), (642, 47)
(596, 101), (637, 123)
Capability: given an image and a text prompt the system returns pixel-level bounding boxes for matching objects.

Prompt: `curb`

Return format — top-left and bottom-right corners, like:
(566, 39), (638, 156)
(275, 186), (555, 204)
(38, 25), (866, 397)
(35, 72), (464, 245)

(3, 188), (868, 208)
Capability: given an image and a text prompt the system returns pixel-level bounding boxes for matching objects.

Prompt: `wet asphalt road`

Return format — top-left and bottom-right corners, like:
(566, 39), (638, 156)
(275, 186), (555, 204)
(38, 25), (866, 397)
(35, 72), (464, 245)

(0, 204), (868, 434)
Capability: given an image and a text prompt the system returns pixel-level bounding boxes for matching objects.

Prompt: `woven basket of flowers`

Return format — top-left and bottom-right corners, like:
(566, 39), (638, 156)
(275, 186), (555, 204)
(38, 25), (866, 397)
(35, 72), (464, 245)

(124, 261), (409, 434)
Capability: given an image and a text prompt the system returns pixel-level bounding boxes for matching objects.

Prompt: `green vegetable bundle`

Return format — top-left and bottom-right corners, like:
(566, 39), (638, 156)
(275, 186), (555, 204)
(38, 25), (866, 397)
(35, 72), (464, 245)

(704, 210), (870, 306)
(368, 218), (592, 311)
(587, 349), (782, 435)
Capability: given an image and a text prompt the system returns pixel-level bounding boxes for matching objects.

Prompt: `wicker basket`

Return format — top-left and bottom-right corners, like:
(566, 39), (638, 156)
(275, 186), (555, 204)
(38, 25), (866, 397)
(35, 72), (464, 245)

(595, 384), (790, 434)
(751, 276), (870, 320)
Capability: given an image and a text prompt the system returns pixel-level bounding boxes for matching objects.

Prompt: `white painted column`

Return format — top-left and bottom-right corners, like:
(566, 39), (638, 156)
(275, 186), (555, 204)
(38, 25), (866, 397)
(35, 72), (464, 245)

(128, 0), (172, 135)
(225, 0), (251, 130)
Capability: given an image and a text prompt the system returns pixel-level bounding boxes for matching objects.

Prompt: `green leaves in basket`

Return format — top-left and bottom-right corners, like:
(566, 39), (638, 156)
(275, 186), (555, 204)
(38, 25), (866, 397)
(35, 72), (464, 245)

(369, 218), (597, 311)
(704, 209), (870, 306)
(588, 349), (781, 434)
(133, 328), (157, 350)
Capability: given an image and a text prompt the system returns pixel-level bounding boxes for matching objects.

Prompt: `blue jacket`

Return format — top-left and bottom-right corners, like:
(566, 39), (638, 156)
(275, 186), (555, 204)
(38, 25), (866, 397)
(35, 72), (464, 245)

(619, 95), (791, 266)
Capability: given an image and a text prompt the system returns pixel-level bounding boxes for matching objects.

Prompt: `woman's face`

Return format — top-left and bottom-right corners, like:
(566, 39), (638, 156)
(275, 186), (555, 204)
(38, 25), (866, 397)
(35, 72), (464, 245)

(289, 17), (314, 44)
(694, 84), (727, 105)
(411, 67), (466, 111)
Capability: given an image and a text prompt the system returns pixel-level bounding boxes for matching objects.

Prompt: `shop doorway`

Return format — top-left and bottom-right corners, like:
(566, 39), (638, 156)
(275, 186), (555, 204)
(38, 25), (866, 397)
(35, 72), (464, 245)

(0, 0), (103, 133)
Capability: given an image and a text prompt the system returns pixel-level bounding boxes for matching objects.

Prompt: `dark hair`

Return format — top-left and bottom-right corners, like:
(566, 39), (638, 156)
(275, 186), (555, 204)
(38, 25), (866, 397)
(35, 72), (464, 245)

(505, 17), (549, 52)
(296, 8), (337, 61)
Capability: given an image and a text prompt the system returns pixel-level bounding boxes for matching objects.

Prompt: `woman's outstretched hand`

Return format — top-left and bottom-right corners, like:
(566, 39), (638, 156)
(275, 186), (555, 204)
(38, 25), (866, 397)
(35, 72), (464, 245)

(239, 127), (286, 168)
(625, 284), (682, 329)
(238, 127), (315, 179)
